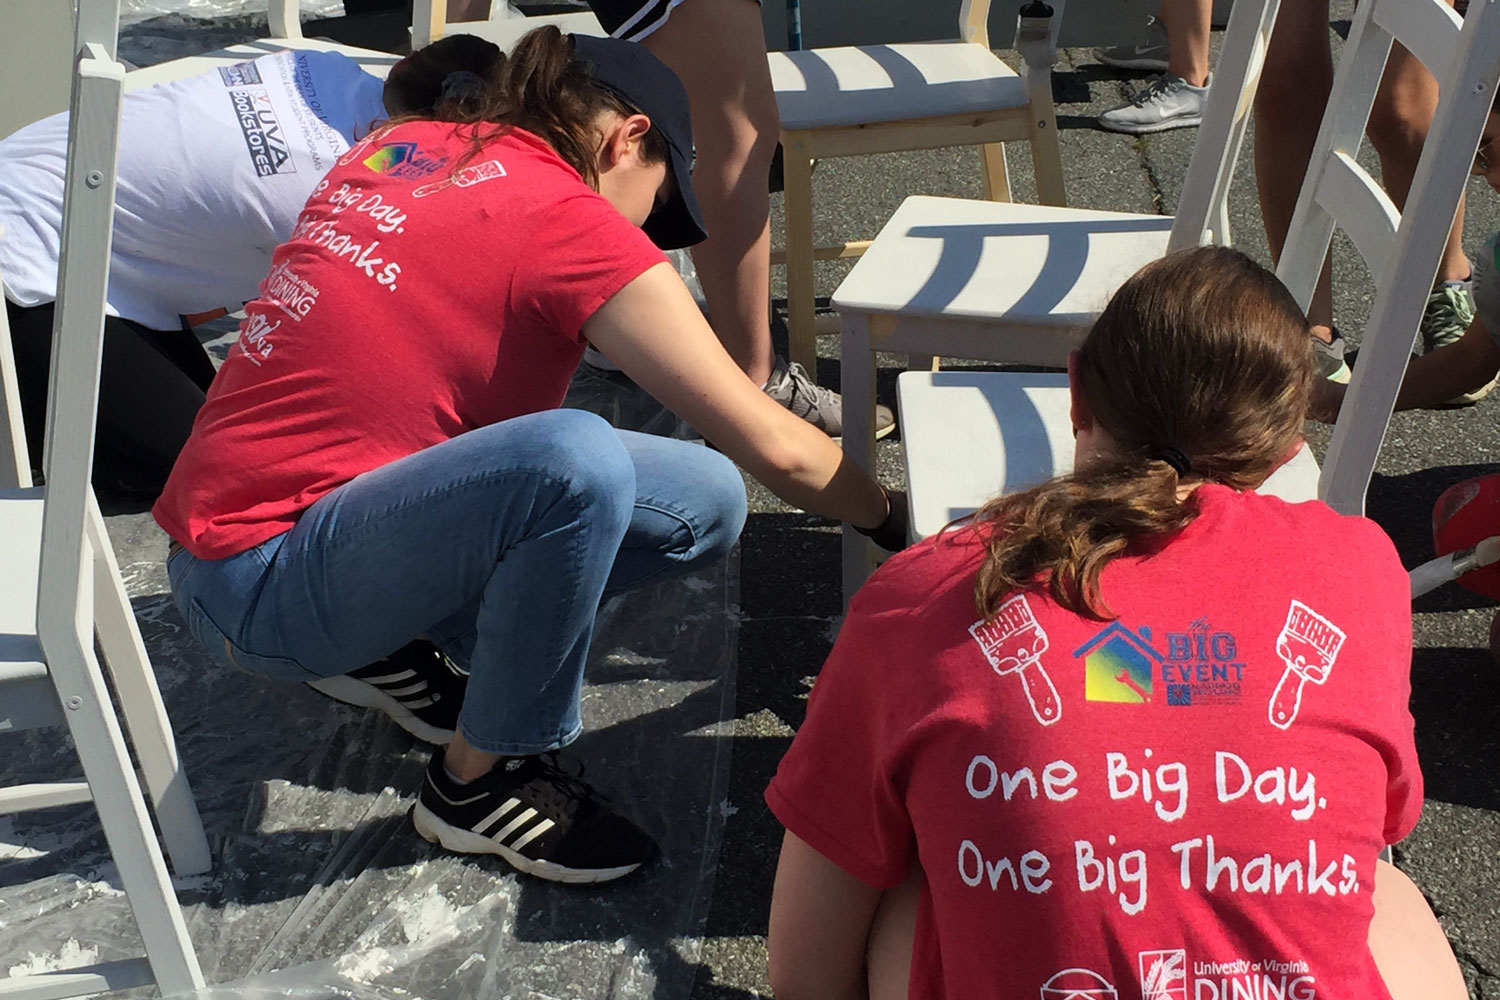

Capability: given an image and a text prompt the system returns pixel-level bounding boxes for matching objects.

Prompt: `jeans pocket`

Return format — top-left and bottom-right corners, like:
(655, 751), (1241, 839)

(184, 597), (318, 683)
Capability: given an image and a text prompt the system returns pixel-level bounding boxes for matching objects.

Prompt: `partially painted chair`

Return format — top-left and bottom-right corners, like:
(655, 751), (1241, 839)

(771, 0), (1070, 373)
(870, 0), (1500, 602)
(832, 0), (1283, 597)
(0, 2), (209, 998)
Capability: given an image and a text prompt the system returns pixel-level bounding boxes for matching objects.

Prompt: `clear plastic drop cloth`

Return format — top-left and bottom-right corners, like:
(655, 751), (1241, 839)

(122, 1), (345, 28)
(0, 370), (740, 1000)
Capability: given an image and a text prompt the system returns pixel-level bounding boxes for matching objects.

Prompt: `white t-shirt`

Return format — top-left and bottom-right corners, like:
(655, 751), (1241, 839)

(0, 48), (386, 330)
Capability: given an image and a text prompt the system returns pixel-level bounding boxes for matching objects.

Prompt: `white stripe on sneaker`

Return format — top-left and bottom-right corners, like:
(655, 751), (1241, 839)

(358, 669), (417, 685)
(472, 797), (522, 835)
(507, 818), (555, 851)
(384, 681), (429, 698)
(492, 807), (539, 843)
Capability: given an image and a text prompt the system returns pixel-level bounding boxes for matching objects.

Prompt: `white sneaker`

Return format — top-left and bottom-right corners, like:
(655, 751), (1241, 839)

(1096, 17), (1170, 72)
(1098, 73), (1210, 135)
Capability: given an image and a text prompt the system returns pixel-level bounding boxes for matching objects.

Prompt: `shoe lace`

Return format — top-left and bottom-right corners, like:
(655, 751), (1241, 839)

(530, 752), (605, 821)
(1130, 74), (1178, 107)
(781, 360), (839, 414)
(1420, 283), (1475, 351)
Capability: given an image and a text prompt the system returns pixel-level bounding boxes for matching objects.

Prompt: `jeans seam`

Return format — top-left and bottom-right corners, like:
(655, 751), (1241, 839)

(453, 469), (608, 753)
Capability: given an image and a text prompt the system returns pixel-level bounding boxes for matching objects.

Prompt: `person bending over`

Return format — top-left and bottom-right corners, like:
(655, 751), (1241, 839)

(765, 246), (1465, 1000)
(154, 27), (905, 885)
(0, 33), (498, 493)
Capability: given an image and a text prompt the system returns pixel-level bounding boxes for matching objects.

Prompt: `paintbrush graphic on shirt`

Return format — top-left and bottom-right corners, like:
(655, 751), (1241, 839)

(969, 595), (1062, 726)
(1268, 600), (1345, 730)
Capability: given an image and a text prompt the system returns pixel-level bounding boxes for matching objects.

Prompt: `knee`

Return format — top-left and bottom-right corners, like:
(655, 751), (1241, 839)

(1365, 93), (1428, 160)
(528, 409), (637, 527)
(691, 448), (749, 561)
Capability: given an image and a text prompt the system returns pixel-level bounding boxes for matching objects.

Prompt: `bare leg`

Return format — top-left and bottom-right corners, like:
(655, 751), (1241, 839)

(640, 0), (780, 385)
(445, 0), (489, 21)
(1369, 860), (1469, 1000)
(866, 866), (921, 1000)
(1367, 36), (1470, 284)
(444, 729), (500, 781)
(864, 860), (1467, 1000)
(1253, 0), (1336, 337)
(1157, 0), (1212, 87)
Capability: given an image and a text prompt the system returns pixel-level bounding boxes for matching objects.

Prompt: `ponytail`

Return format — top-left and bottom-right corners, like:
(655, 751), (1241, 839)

(384, 26), (668, 188)
(969, 246), (1313, 622)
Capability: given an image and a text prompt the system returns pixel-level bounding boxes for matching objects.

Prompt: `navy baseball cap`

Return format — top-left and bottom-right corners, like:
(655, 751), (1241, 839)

(571, 33), (707, 250)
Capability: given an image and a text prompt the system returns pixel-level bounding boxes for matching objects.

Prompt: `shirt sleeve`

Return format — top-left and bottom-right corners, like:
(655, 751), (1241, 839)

(509, 187), (667, 344)
(764, 560), (926, 889)
(1475, 231), (1500, 351)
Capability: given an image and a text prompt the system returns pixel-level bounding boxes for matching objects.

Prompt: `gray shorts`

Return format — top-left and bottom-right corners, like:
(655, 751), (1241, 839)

(1476, 232), (1500, 347)
(586, 0), (761, 42)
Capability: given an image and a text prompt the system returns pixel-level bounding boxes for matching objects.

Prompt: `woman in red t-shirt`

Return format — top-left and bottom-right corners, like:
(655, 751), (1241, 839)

(154, 28), (905, 885)
(765, 247), (1466, 999)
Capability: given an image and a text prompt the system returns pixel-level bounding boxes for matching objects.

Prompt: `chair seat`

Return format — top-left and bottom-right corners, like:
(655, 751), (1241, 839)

(832, 196), (1175, 329)
(771, 41), (1027, 131)
(897, 371), (1322, 541)
(123, 37), (401, 90)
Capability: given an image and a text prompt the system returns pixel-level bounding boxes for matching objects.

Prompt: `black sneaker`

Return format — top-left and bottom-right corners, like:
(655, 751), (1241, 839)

(307, 639), (466, 745)
(412, 750), (659, 883)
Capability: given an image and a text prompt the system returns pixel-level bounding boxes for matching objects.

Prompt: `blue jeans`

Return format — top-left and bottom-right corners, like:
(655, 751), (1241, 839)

(167, 409), (746, 754)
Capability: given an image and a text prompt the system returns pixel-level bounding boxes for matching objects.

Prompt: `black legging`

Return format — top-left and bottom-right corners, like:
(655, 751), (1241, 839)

(7, 300), (216, 495)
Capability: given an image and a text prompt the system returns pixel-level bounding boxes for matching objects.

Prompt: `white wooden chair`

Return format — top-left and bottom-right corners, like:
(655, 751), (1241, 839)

(410, 0), (606, 53)
(0, 3), (208, 998)
(831, 0), (1282, 598)
(771, 0), (1070, 373)
(868, 0), (1500, 603)
(1276, 0), (1500, 516)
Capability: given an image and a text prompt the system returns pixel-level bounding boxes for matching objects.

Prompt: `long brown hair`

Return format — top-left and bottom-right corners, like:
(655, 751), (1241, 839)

(971, 246), (1312, 621)
(383, 27), (667, 187)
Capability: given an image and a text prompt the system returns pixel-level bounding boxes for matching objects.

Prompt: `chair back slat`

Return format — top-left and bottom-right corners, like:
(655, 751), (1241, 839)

(1318, 152), (1400, 278)
(1274, 6), (1397, 310)
(35, 31), (126, 645)
(1372, 0), (1462, 85)
(1318, 0), (1500, 514)
(1167, 0), (1282, 251)
(959, 0), (992, 46)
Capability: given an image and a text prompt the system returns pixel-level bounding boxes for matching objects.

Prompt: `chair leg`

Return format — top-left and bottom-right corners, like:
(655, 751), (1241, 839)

(782, 136), (819, 374)
(840, 314), (881, 605)
(1030, 128), (1067, 207)
(87, 500), (211, 876)
(42, 623), (204, 995)
(980, 142), (1012, 202)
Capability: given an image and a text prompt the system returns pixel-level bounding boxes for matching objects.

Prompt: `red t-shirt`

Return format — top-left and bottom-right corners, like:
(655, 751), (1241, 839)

(155, 122), (665, 558)
(766, 486), (1421, 1000)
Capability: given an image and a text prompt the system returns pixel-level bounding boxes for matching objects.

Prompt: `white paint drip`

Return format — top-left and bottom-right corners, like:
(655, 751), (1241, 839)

(0, 817), (63, 861)
(393, 885), (466, 945)
(6, 938), (99, 977)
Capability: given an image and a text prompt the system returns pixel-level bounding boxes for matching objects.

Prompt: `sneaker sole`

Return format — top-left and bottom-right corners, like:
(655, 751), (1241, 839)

(1440, 374), (1498, 406)
(411, 802), (642, 883)
(307, 675), (453, 745)
(1098, 115), (1203, 136)
(1097, 55), (1169, 71)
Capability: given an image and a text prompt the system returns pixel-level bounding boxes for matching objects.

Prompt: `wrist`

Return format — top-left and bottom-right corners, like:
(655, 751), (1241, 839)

(853, 482), (892, 531)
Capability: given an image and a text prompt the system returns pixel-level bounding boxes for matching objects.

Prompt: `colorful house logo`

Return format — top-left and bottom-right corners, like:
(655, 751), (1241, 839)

(362, 141), (447, 179)
(1073, 623), (1163, 703)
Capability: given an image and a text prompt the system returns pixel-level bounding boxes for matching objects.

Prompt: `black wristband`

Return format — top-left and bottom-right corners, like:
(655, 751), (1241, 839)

(853, 487), (910, 553)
